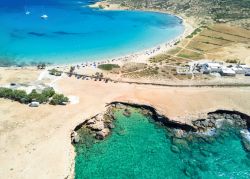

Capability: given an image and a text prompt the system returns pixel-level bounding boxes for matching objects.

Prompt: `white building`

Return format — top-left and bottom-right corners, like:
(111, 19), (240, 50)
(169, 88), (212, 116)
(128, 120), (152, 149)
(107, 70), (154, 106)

(245, 68), (250, 76)
(231, 65), (245, 74)
(201, 62), (223, 74)
(220, 67), (236, 76)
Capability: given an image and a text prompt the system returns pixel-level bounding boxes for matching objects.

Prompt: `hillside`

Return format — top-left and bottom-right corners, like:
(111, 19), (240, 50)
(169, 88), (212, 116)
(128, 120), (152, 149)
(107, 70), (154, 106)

(108, 0), (250, 28)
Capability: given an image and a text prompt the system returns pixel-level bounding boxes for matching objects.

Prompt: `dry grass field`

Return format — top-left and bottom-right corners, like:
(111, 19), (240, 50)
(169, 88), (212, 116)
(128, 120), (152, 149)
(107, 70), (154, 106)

(173, 24), (250, 64)
(100, 24), (250, 82)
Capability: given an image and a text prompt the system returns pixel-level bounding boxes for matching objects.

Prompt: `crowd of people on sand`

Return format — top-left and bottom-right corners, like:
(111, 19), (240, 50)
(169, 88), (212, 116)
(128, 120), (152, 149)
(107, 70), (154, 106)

(64, 38), (179, 70)
(48, 36), (182, 84)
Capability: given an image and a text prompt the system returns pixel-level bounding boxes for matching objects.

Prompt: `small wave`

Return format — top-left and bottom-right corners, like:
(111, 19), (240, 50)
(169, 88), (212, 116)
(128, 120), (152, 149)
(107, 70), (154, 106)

(240, 129), (250, 142)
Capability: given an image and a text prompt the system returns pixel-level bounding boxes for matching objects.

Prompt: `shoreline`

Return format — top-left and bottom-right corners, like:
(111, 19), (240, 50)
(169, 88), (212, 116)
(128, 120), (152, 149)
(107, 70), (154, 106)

(61, 6), (194, 68)
(1, 76), (250, 178)
(70, 99), (250, 178)
(73, 101), (250, 140)
(0, 4), (194, 70)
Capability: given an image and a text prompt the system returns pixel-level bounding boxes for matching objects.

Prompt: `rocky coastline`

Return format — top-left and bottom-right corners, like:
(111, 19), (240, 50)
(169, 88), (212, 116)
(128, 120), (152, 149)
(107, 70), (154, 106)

(72, 102), (250, 153)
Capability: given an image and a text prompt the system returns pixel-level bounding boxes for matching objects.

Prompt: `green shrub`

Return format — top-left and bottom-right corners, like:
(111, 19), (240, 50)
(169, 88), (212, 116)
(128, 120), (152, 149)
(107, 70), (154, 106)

(41, 87), (55, 98)
(12, 90), (29, 103)
(49, 69), (62, 76)
(186, 28), (202, 38)
(0, 87), (13, 98)
(0, 87), (67, 105)
(50, 94), (69, 105)
(28, 89), (40, 102)
(98, 64), (120, 71)
(226, 59), (239, 64)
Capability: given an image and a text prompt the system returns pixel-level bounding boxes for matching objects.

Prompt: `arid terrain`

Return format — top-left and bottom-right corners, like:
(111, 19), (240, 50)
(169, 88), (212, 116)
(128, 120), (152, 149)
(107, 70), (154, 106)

(1, 1), (250, 178)
(1, 69), (250, 178)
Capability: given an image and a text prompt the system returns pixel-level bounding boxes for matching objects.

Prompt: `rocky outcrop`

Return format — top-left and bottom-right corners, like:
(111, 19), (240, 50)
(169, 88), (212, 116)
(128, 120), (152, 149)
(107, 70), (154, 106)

(73, 102), (250, 145)
(74, 109), (115, 140)
(71, 131), (80, 144)
(110, 102), (197, 132)
(192, 111), (250, 132)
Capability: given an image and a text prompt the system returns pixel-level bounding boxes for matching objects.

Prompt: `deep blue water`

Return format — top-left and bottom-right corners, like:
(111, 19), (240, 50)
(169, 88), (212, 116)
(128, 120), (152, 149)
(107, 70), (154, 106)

(0, 0), (184, 66)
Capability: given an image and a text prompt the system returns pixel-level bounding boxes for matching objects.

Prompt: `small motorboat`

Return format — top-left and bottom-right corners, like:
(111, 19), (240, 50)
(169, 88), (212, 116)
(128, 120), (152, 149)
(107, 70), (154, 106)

(41, 14), (48, 20)
(25, 11), (31, 15)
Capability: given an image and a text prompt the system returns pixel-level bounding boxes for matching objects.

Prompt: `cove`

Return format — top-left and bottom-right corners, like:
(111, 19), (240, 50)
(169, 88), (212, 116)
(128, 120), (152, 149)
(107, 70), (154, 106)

(0, 0), (184, 66)
(74, 108), (250, 179)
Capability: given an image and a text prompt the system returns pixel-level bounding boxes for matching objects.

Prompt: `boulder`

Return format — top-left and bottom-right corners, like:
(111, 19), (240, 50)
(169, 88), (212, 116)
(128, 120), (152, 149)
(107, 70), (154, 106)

(210, 118), (216, 124)
(107, 123), (115, 129)
(232, 114), (242, 120)
(208, 113), (221, 120)
(224, 113), (233, 120)
(200, 120), (209, 128)
(141, 109), (151, 116)
(73, 135), (80, 143)
(86, 119), (95, 125)
(173, 129), (185, 138)
(116, 103), (126, 109)
(88, 121), (104, 131)
(95, 114), (104, 121)
(208, 120), (214, 127)
(192, 120), (199, 127)
(71, 131), (80, 144)
(96, 128), (110, 140)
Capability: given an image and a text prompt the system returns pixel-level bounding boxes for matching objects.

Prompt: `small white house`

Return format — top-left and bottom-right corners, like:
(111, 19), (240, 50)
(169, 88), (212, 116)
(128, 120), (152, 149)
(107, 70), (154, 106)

(220, 67), (236, 76)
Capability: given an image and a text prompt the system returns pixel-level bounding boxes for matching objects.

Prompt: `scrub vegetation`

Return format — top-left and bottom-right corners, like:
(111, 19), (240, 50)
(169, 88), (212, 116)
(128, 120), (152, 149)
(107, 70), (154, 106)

(0, 87), (69, 105)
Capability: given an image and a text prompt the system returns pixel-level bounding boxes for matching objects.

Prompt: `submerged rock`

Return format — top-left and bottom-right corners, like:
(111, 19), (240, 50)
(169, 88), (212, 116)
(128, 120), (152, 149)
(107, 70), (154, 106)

(123, 108), (131, 117)
(197, 162), (209, 171)
(172, 137), (189, 149)
(171, 145), (180, 153)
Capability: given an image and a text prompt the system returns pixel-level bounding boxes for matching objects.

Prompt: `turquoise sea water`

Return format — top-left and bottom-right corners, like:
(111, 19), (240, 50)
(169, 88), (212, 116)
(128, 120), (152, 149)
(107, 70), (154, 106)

(75, 109), (250, 179)
(0, 0), (183, 66)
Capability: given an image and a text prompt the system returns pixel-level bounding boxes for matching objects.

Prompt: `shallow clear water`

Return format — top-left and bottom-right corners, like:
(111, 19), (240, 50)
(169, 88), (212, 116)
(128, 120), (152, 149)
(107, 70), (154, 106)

(0, 0), (183, 66)
(75, 110), (250, 179)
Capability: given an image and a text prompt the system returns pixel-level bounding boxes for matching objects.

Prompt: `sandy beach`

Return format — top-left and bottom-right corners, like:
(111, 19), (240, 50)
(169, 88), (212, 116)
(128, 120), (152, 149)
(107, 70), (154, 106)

(59, 1), (195, 68)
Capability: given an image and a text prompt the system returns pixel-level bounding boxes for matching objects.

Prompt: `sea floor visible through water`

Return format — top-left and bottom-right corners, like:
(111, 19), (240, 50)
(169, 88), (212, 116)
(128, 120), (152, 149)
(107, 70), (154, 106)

(0, 0), (183, 66)
(74, 109), (250, 179)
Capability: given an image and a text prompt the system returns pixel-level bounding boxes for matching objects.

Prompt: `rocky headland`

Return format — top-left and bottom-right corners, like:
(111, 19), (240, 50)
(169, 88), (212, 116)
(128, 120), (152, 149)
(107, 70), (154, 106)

(72, 102), (250, 153)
